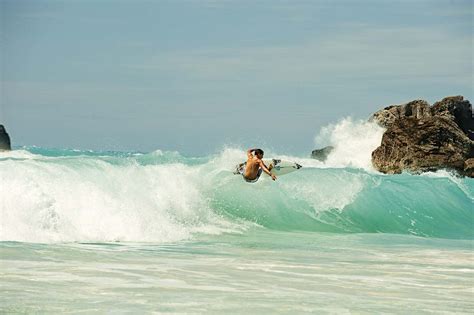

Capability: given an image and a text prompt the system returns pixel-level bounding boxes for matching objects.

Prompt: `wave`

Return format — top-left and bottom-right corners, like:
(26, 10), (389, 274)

(1, 143), (472, 243)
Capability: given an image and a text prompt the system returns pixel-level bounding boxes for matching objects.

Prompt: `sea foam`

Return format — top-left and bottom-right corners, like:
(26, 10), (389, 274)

(315, 117), (386, 170)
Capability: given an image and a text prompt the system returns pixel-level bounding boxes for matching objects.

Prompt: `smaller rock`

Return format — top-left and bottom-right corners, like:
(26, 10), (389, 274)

(311, 146), (334, 161)
(0, 125), (11, 151)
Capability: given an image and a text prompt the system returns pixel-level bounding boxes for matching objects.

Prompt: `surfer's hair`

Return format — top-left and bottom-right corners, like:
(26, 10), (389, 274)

(255, 149), (264, 156)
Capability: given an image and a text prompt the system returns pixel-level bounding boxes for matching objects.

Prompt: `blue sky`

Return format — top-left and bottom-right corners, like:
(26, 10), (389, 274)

(1, 0), (472, 154)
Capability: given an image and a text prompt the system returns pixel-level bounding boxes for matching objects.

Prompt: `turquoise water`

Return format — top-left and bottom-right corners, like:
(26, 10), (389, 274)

(1, 147), (473, 313)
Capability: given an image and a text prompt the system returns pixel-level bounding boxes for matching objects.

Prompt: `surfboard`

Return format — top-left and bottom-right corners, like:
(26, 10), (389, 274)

(234, 159), (302, 182)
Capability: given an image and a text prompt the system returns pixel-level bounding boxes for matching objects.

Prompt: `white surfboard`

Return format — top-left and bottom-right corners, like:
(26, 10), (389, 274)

(234, 159), (302, 182)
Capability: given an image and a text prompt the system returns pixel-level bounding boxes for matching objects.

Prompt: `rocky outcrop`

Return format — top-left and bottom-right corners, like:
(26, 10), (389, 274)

(0, 125), (11, 151)
(370, 100), (431, 128)
(464, 158), (474, 177)
(431, 96), (474, 140)
(311, 146), (334, 161)
(371, 96), (474, 177)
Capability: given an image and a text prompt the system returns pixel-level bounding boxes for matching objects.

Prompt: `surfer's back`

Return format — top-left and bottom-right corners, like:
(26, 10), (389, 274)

(243, 155), (261, 180)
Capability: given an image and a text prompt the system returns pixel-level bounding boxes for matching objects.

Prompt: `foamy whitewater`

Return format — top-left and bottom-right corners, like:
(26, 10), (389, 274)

(1, 119), (473, 313)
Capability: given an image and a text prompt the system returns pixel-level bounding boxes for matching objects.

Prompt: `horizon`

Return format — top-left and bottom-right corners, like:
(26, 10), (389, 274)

(1, 0), (472, 155)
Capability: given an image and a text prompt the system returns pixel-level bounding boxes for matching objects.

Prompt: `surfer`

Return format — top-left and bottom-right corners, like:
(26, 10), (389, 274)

(242, 148), (277, 182)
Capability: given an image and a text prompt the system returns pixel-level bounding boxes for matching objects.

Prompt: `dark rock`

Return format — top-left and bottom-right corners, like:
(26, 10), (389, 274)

(370, 100), (431, 128)
(311, 146), (334, 161)
(431, 96), (474, 140)
(371, 96), (474, 177)
(372, 117), (472, 174)
(0, 125), (11, 151)
(464, 158), (474, 177)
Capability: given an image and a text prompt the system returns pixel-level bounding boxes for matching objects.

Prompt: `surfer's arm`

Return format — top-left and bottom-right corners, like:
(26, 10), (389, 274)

(247, 148), (257, 158)
(259, 161), (277, 180)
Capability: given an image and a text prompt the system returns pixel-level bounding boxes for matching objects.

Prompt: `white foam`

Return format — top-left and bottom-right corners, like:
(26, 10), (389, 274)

(0, 156), (243, 243)
(279, 171), (366, 214)
(0, 149), (41, 160)
(314, 117), (385, 171)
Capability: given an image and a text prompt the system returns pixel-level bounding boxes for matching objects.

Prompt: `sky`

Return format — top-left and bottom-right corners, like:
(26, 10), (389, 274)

(1, 0), (472, 155)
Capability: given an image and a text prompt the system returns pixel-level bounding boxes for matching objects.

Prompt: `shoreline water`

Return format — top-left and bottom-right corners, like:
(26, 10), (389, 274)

(1, 230), (473, 314)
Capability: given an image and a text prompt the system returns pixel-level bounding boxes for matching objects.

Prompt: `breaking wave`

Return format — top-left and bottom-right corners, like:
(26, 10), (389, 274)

(0, 120), (472, 243)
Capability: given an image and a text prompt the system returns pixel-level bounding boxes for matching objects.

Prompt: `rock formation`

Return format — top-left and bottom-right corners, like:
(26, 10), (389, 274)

(311, 146), (334, 161)
(370, 100), (432, 128)
(464, 158), (474, 177)
(431, 96), (474, 140)
(0, 125), (11, 151)
(371, 96), (474, 177)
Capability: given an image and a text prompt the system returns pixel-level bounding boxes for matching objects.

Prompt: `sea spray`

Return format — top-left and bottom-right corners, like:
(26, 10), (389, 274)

(314, 117), (386, 170)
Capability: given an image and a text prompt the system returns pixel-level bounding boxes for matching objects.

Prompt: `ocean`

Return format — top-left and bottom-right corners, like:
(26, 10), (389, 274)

(1, 121), (473, 313)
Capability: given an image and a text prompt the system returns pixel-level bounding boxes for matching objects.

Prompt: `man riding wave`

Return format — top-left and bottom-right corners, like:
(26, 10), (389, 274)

(240, 148), (277, 182)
